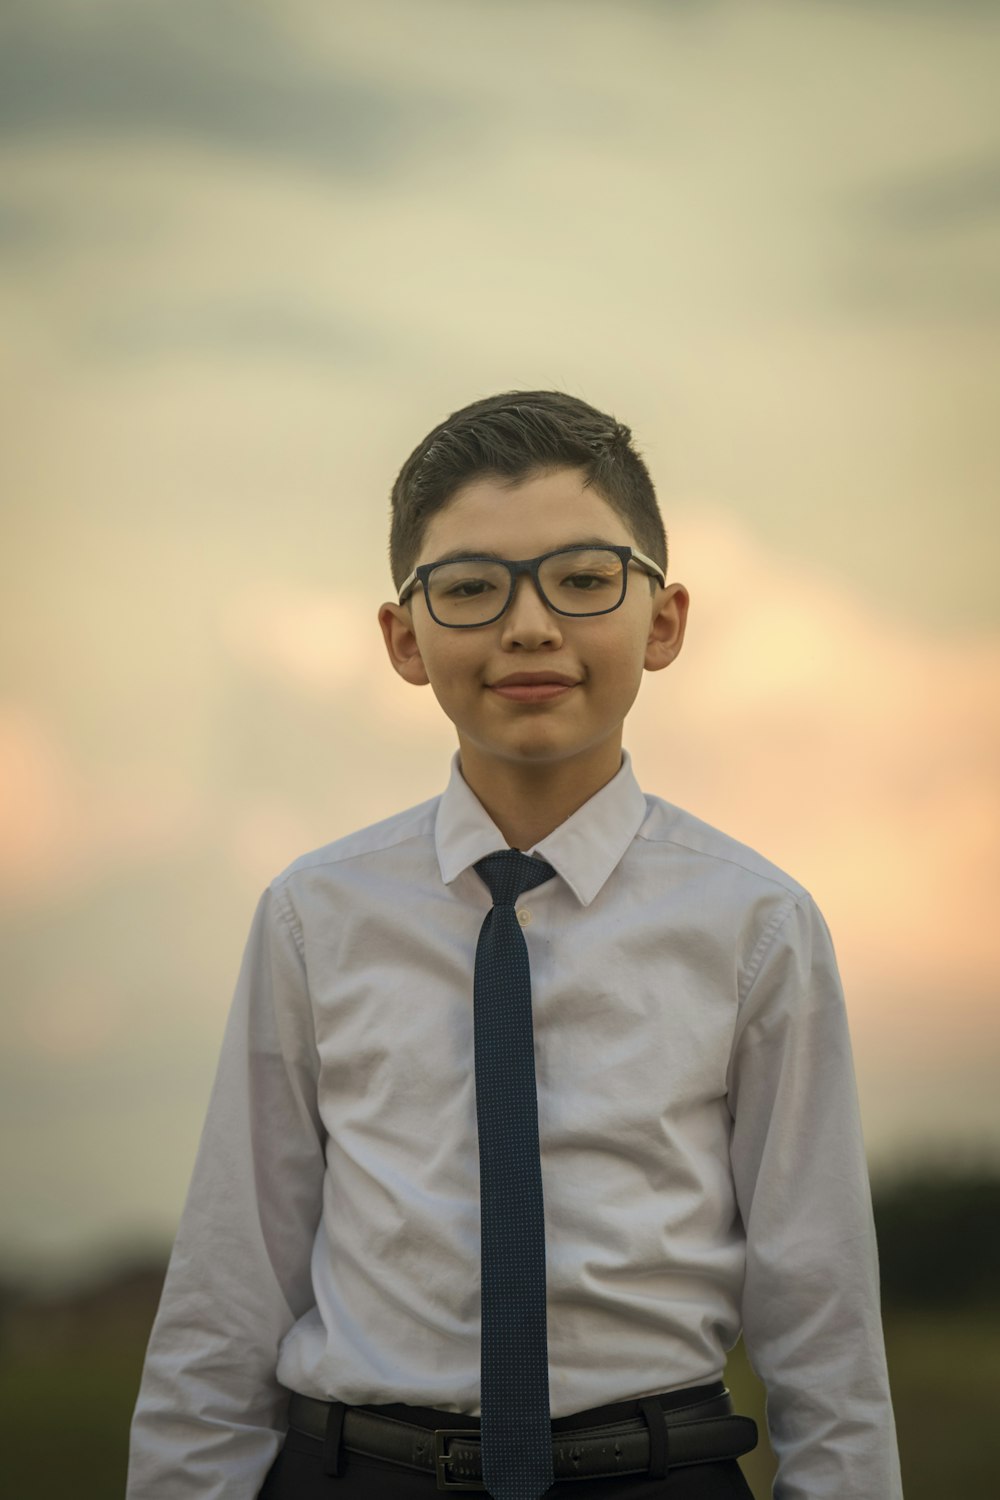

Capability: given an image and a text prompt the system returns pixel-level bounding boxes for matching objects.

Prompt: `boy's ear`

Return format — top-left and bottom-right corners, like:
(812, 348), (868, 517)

(644, 583), (690, 673)
(378, 601), (431, 686)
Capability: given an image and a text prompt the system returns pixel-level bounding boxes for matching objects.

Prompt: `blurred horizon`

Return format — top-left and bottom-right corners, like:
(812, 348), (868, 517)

(2, 0), (999, 1285)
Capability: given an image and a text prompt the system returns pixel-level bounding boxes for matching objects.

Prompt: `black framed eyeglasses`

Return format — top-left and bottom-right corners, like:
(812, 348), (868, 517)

(397, 544), (666, 628)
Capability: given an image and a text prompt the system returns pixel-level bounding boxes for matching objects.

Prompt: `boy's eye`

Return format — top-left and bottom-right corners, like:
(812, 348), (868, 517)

(539, 549), (622, 601)
(552, 568), (619, 595)
(562, 571), (607, 591)
(426, 559), (509, 620)
(442, 577), (495, 598)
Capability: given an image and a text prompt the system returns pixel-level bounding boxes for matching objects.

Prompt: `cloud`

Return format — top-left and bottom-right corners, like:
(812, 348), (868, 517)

(855, 154), (1000, 234)
(837, 152), (1000, 316)
(218, 584), (383, 697)
(80, 300), (387, 365)
(823, 0), (998, 13)
(0, 198), (77, 253)
(0, 0), (475, 181)
(216, 579), (447, 734)
(627, 507), (1000, 1027)
(0, 703), (204, 912)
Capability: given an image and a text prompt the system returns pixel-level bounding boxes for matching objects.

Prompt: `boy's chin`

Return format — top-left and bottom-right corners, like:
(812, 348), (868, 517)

(459, 728), (619, 770)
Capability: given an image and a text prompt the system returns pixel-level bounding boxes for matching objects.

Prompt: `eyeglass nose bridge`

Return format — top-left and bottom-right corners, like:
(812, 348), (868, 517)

(501, 556), (560, 619)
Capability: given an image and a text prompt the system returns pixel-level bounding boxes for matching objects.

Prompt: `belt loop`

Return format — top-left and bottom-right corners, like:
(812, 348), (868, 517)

(638, 1396), (669, 1479)
(322, 1399), (347, 1476)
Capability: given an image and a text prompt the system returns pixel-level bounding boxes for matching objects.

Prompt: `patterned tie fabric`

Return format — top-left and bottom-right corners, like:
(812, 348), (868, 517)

(473, 848), (557, 1500)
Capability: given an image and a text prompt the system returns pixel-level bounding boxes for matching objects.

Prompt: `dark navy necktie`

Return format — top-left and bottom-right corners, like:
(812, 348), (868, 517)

(473, 848), (557, 1500)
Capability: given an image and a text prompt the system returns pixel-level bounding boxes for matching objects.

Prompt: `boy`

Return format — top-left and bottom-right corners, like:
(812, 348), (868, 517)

(128, 390), (902, 1499)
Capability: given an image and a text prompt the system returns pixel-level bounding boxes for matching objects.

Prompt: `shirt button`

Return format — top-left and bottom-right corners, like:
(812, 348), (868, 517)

(516, 908), (532, 926)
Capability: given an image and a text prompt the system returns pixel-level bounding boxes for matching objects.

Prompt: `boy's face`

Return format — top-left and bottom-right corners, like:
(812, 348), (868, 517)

(378, 466), (689, 783)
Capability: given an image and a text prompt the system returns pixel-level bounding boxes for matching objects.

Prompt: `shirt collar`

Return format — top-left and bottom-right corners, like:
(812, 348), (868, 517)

(435, 748), (648, 907)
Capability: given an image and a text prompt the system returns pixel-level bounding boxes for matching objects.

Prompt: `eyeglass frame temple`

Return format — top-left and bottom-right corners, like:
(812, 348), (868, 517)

(396, 544), (665, 611)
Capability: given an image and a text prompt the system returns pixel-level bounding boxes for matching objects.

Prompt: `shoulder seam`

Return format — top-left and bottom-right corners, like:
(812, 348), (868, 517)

(636, 820), (805, 900)
(739, 891), (805, 1006)
(269, 879), (306, 962)
(270, 816), (437, 886)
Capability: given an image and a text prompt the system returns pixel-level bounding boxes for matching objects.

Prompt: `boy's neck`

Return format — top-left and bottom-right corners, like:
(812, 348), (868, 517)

(457, 738), (625, 850)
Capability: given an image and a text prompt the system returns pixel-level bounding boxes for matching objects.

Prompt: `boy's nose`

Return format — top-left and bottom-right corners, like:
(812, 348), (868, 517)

(499, 573), (563, 648)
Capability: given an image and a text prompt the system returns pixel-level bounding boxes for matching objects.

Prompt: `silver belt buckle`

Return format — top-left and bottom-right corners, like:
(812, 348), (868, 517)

(434, 1430), (486, 1491)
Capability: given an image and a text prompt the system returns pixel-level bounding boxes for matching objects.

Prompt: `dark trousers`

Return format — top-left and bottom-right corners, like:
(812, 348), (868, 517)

(257, 1383), (756, 1499)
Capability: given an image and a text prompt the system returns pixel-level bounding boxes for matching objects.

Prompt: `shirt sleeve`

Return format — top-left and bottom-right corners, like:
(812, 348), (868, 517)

(727, 890), (903, 1500)
(127, 880), (325, 1500)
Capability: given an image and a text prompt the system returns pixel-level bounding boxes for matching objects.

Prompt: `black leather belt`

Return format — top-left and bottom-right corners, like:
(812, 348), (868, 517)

(287, 1387), (758, 1491)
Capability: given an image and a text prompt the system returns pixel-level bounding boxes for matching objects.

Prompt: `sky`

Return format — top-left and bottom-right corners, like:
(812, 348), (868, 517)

(1, 0), (999, 1283)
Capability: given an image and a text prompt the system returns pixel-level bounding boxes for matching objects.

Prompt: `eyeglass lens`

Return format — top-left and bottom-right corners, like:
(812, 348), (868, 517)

(425, 547), (625, 625)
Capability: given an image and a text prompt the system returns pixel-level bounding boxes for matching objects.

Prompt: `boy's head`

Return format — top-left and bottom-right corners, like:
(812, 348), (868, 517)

(378, 390), (689, 796)
(387, 389), (667, 593)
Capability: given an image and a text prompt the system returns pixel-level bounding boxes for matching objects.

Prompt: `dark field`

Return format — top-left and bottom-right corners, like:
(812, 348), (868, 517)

(1, 1263), (997, 1497)
(729, 1311), (1000, 1496)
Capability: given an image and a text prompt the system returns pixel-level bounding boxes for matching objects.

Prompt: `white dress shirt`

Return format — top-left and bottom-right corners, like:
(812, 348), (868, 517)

(127, 749), (902, 1500)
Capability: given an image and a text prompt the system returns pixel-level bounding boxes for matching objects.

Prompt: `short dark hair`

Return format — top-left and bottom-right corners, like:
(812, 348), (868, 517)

(388, 389), (668, 592)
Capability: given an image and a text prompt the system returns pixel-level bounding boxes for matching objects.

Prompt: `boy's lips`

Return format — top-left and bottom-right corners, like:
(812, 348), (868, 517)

(488, 671), (580, 703)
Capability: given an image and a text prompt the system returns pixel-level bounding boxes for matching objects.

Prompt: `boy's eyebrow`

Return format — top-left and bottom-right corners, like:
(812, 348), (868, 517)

(427, 537), (621, 565)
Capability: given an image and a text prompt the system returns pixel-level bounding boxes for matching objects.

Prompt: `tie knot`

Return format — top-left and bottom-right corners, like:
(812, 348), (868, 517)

(474, 848), (556, 906)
